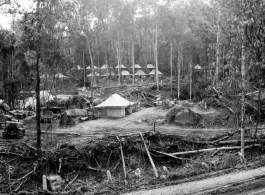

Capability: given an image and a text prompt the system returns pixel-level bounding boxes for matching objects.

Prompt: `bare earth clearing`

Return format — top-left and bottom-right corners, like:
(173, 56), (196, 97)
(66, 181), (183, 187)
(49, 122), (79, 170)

(54, 107), (231, 145)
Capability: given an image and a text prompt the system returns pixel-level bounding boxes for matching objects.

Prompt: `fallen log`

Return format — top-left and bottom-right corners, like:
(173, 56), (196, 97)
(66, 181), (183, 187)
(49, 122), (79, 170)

(217, 139), (265, 145)
(140, 132), (158, 178)
(152, 150), (191, 161)
(117, 136), (127, 184)
(170, 144), (261, 156)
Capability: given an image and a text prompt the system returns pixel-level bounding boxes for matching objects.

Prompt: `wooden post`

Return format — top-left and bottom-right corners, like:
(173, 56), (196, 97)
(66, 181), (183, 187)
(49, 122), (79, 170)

(139, 132), (158, 177)
(132, 41), (135, 85)
(116, 136), (127, 184)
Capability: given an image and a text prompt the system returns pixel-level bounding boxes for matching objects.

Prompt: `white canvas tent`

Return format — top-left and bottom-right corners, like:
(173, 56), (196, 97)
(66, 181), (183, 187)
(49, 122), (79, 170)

(147, 64), (155, 69)
(135, 69), (147, 78)
(149, 69), (163, 75)
(95, 94), (134, 118)
(100, 64), (108, 69)
(86, 65), (98, 70)
(24, 90), (54, 109)
(115, 64), (126, 69)
(130, 64), (142, 69)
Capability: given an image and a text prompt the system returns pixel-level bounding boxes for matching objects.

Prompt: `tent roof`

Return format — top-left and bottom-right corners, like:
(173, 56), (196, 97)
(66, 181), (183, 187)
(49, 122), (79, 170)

(194, 64), (202, 70)
(130, 64), (142, 69)
(87, 72), (100, 76)
(95, 94), (134, 108)
(100, 64), (108, 69)
(149, 69), (163, 75)
(86, 65), (98, 70)
(147, 64), (155, 69)
(121, 70), (130, 76)
(115, 64), (126, 69)
(135, 69), (147, 76)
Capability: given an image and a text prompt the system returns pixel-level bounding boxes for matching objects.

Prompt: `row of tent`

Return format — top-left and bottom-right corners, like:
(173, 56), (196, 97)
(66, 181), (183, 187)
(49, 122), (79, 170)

(40, 69), (162, 79)
(71, 64), (155, 70)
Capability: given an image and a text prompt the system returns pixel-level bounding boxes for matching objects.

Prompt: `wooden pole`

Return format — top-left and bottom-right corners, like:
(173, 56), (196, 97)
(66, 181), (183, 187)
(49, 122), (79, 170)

(139, 132), (158, 178)
(116, 136), (127, 184)
(88, 43), (94, 106)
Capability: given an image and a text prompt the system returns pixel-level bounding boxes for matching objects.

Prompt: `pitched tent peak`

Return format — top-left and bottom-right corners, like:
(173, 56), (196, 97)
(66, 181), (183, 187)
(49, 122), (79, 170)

(194, 64), (202, 70)
(115, 64), (126, 69)
(86, 65), (98, 70)
(100, 64), (108, 69)
(149, 69), (163, 75)
(121, 70), (130, 75)
(147, 64), (155, 69)
(130, 64), (142, 69)
(95, 93), (134, 108)
(135, 69), (147, 76)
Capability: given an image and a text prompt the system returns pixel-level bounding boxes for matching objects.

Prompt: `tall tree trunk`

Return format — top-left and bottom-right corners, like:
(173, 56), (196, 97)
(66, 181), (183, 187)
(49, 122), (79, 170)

(177, 44), (181, 99)
(241, 29), (246, 158)
(155, 26), (159, 91)
(83, 51), (85, 88)
(132, 41), (135, 85)
(170, 41), (173, 98)
(189, 60), (192, 101)
(215, 6), (221, 86)
(36, 0), (42, 153)
(88, 44), (94, 106)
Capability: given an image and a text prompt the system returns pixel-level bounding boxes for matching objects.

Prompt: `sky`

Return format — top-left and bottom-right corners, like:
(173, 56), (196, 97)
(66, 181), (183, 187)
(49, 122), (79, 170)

(0, 0), (33, 29)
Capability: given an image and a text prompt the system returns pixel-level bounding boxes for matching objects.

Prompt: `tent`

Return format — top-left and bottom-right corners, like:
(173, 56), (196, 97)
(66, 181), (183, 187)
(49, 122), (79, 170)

(41, 73), (68, 79)
(135, 69), (147, 78)
(95, 94), (134, 118)
(121, 70), (131, 78)
(147, 64), (155, 69)
(115, 64), (126, 69)
(149, 69), (163, 75)
(86, 65), (98, 70)
(130, 64), (142, 69)
(100, 64), (108, 69)
(24, 90), (54, 109)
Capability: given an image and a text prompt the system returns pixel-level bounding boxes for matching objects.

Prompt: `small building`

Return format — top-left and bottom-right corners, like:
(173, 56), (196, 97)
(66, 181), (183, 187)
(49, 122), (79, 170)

(95, 94), (134, 118)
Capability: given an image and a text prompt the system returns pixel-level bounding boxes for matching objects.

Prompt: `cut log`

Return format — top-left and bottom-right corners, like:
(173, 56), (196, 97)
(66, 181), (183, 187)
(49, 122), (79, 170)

(117, 136), (127, 184)
(140, 132), (158, 177)
(170, 144), (261, 156)
(152, 150), (191, 161)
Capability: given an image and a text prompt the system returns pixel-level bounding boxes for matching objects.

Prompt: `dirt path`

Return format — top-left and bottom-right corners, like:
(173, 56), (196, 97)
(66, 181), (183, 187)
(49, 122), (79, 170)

(123, 166), (265, 195)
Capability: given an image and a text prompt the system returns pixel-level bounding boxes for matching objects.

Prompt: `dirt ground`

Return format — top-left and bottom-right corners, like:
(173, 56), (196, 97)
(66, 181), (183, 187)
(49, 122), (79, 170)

(51, 107), (232, 145)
